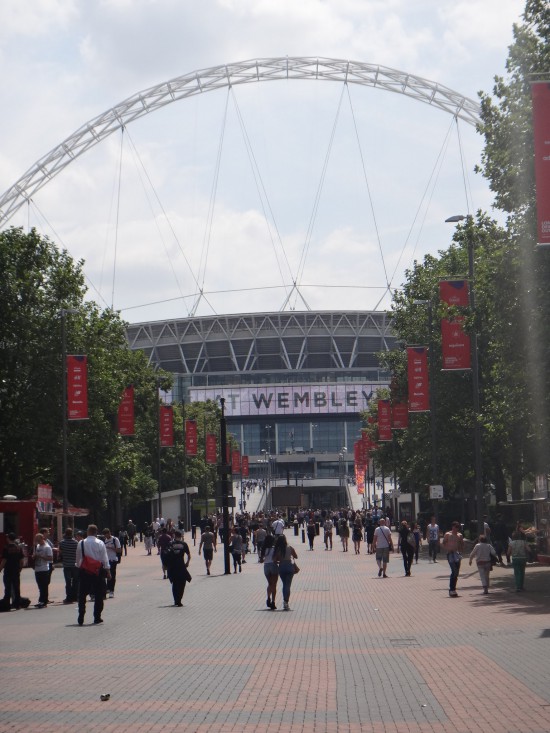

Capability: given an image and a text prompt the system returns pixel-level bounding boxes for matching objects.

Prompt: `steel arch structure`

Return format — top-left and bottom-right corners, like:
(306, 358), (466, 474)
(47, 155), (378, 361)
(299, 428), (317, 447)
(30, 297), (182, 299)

(0, 56), (481, 228)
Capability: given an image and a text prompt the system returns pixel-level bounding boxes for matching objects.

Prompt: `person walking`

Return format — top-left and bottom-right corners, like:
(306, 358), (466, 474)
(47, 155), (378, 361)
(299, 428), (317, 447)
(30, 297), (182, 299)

(442, 521), (464, 597)
(306, 517), (316, 550)
(469, 534), (497, 594)
(274, 534), (298, 611)
(412, 523), (422, 564)
(157, 526), (172, 579)
(0, 532), (25, 609)
(58, 527), (79, 604)
(33, 533), (53, 608)
(373, 518), (393, 578)
(397, 520), (415, 576)
(144, 524), (154, 555)
(103, 528), (121, 598)
(426, 516), (440, 563)
(364, 513), (375, 554)
(352, 518), (363, 555)
(509, 530), (529, 591)
(229, 527), (243, 573)
(76, 524), (111, 625)
(255, 525), (267, 562)
(323, 517), (334, 550)
(198, 525), (216, 575)
(166, 530), (191, 606)
(339, 516), (350, 552)
(262, 535), (279, 609)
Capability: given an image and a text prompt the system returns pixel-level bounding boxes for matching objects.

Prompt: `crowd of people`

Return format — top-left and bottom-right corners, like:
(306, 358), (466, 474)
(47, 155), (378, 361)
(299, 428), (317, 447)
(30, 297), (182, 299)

(0, 508), (537, 620)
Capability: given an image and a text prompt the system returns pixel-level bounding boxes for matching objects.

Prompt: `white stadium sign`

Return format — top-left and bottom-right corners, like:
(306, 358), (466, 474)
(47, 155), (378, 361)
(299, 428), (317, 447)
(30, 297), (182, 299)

(189, 384), (382, 417)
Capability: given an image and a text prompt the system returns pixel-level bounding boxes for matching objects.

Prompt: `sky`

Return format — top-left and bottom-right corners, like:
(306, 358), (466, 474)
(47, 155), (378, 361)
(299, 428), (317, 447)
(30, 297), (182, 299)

(0, 0), (526, 324)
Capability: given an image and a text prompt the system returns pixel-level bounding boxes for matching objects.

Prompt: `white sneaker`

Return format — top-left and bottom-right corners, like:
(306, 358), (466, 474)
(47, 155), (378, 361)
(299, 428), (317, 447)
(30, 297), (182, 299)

(109, 592), (114, 599)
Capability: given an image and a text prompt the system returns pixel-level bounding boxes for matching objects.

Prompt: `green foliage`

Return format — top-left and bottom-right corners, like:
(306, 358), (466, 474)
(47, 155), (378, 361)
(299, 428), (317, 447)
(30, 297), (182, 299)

(0, 227), (169, 520)
(379, 1), (550, 506)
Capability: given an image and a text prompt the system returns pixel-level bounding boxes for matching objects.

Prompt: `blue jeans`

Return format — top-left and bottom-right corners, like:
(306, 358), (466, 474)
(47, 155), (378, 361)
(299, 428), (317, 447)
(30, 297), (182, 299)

(279, 562), (294, 602)
(63, 566), (80, 601)
(447, 556), (461, 591)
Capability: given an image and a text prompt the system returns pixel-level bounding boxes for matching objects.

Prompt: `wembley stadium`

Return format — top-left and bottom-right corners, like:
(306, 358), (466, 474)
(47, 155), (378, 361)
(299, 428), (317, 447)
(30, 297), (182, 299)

(126, 309), (396, 508)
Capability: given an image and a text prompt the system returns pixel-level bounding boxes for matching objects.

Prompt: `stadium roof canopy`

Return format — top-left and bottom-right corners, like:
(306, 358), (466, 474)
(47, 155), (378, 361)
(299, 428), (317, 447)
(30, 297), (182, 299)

(126, 310), (396, 376)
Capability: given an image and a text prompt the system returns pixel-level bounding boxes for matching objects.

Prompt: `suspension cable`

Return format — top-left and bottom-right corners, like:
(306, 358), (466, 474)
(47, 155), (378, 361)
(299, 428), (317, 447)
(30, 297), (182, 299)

(230, 88), (294, 293)
(346, 84), (389, 288)
(293, 83), (347, 308)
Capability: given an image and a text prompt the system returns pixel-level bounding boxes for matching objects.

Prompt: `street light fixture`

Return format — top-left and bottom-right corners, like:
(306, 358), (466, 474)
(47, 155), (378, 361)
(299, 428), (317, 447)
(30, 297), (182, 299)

(412, 299), (438, 514)
(60, 307), (79, 516)
(445, 214), (484, 535)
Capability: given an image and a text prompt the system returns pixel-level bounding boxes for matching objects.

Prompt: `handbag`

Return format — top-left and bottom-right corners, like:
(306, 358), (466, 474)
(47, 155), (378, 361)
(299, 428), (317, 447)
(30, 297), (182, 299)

(80, 540), (102, 576)
(293, 562), (300, 574)
(407, 532), (416, 549)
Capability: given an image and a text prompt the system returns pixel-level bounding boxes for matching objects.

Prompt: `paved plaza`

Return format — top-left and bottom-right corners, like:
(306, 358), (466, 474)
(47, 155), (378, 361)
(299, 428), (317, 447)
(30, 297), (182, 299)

(1, 531), (549, 733)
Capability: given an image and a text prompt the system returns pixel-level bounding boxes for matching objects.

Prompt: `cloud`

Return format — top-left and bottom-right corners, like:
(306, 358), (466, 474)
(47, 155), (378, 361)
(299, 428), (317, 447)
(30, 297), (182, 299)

(0, 0), (526, 322)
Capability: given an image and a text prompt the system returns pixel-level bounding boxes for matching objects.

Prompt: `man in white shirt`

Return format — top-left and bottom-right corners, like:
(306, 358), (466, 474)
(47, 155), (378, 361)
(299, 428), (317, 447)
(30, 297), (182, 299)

(76, 524), (111, 625)
(426, 517), (440, 562)
(373, 518), (393, 578)
(272, 516), (285, 536)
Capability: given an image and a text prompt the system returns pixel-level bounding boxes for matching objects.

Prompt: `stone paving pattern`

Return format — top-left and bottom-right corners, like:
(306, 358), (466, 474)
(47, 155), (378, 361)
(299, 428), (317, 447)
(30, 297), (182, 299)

(1, 532), (549, 733)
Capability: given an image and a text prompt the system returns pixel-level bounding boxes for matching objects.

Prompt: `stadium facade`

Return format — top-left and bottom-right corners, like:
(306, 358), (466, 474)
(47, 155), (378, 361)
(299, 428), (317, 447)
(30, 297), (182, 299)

(126, 310), (396, 508)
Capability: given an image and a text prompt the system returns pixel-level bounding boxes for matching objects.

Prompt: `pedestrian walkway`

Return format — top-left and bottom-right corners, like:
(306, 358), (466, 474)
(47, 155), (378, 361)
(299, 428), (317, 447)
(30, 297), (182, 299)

(1, 532), (549, 733)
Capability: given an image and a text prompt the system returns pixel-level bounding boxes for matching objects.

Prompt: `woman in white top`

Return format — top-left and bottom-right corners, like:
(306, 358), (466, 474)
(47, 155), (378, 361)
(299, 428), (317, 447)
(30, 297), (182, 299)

(469, 534), (497, 594)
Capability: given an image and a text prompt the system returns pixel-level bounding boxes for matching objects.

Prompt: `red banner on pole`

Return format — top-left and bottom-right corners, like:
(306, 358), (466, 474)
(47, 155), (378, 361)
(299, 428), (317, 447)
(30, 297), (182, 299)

(377, 399), (392, 441)
(67, 355), (88, 420)
(407, 347), (430, 412)
(241, 455), (249, 478)
(159, 405), (174, 447)
(118, 386), (135, 436)
(361, 431), (375, 455)
(439, 279), (469, 306)
(532, 82), (550, 245)
(392, 402), (409, 429)
(205, 433), (217, 464)
(232, 449), (241, 475)
(353, 442), (366, 495)
(441, 317), (471, 370)
(185, 419), (197, 456)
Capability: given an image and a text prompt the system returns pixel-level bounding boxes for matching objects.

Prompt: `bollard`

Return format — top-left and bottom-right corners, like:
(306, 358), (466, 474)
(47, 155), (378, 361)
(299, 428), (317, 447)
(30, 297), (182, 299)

(301, 528), (306, 543)
(293, 521), (299, 536)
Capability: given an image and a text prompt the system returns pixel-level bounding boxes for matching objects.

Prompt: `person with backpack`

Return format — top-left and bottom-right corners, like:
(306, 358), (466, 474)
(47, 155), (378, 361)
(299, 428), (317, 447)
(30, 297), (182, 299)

(165, 530), (191, 606)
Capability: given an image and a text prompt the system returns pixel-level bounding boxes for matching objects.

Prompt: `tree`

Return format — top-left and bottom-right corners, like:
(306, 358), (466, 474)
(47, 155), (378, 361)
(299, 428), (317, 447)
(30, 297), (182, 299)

(380, 0), (550, 511)
(0, 227), (166, 521)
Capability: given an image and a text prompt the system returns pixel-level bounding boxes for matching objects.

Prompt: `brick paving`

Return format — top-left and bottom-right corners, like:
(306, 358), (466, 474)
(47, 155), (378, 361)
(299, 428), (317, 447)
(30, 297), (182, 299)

(1, 532), (549, 733)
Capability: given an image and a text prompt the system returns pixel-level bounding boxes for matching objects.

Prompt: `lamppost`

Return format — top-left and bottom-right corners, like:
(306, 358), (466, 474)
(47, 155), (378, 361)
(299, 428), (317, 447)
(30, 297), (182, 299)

(412, 298), (439, 517)
(60, 307), (79, 515)
(338, 447), (347, 507)
(446, 214), (484, 534)
(265, 424), (272, 454)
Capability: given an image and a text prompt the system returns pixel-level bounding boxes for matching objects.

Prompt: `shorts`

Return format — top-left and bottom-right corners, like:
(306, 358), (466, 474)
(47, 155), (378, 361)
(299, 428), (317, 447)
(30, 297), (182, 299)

(203, 549), (213, 561)
(375, 547), (390, 562)
(263, 562), (279, 579)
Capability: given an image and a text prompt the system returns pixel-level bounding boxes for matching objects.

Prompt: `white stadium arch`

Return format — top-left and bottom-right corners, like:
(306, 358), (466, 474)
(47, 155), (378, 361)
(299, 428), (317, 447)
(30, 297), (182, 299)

(0, 57), (480, 228)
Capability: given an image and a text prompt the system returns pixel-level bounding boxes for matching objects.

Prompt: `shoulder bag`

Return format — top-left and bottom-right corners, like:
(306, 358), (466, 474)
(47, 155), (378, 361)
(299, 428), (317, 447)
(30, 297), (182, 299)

(80, 540), (102, 576)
